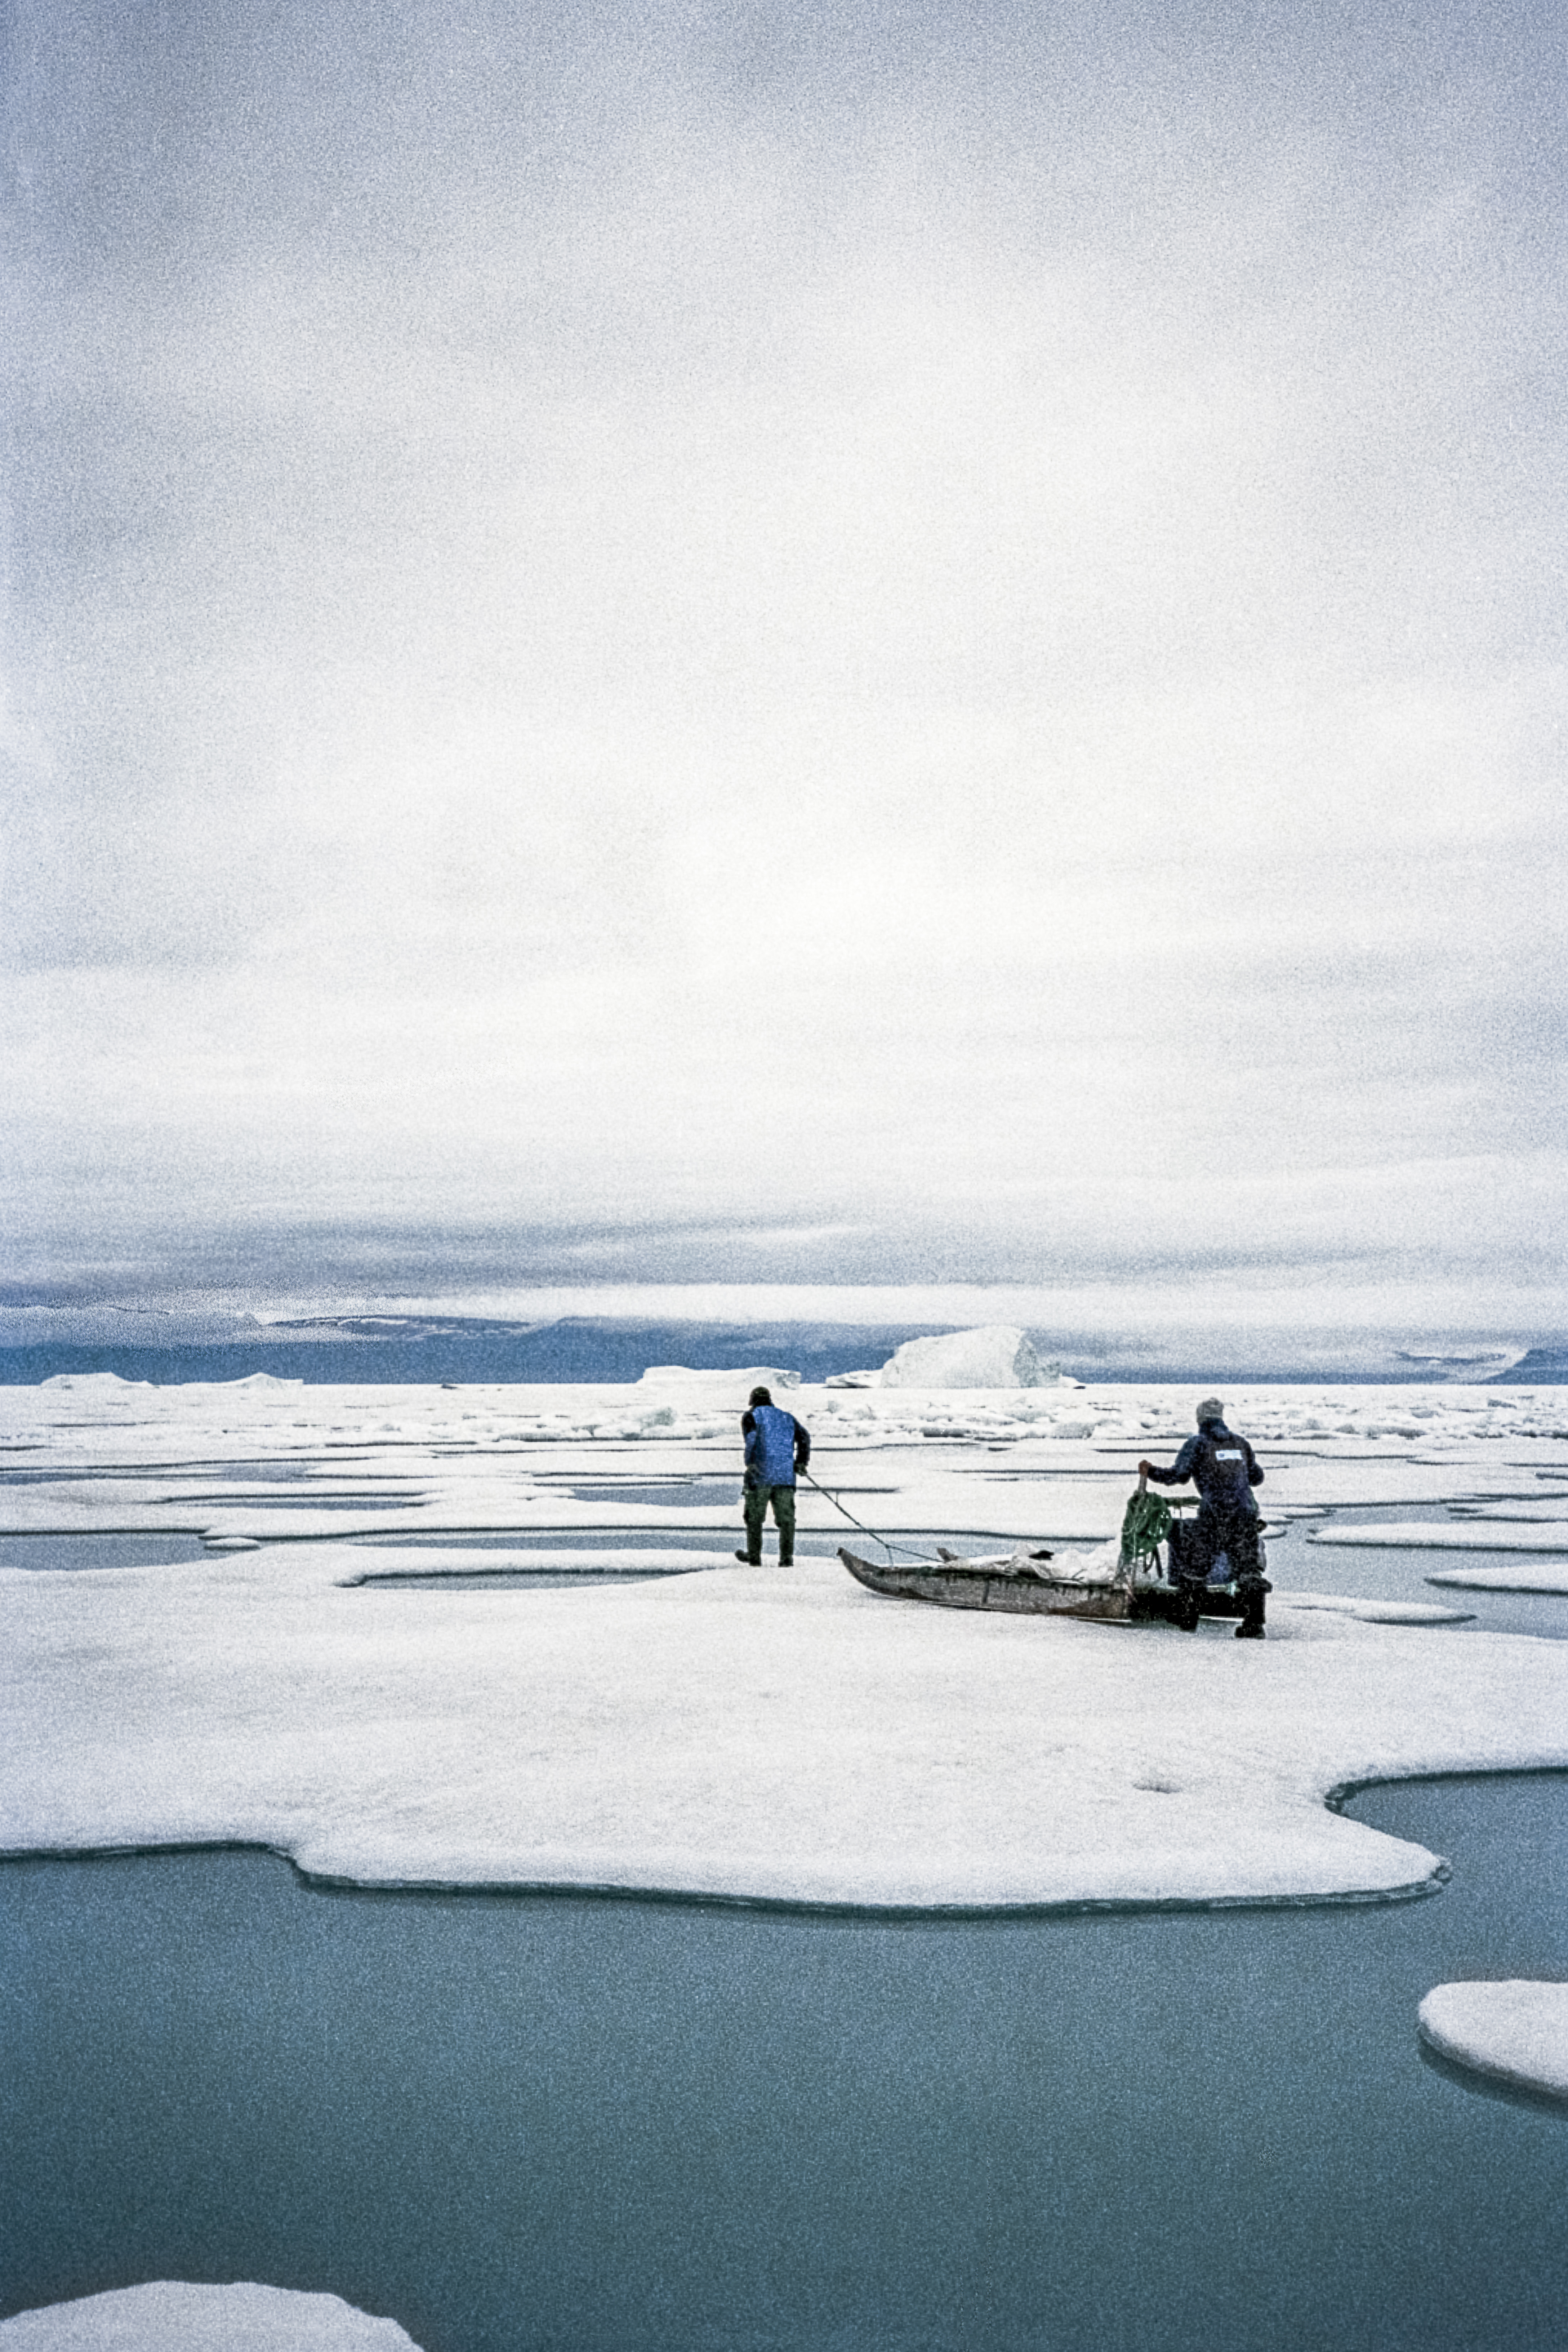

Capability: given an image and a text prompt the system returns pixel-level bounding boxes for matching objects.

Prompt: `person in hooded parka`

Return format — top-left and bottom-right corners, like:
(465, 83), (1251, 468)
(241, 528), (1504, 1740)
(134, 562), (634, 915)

(1139, 1397), (1269, 1637)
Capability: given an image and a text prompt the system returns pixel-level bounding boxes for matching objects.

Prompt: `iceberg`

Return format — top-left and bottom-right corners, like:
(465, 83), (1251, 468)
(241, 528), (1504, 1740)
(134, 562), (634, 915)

(1392, 1345), (1530, 1380)
(878, 1325), (1059, 1388)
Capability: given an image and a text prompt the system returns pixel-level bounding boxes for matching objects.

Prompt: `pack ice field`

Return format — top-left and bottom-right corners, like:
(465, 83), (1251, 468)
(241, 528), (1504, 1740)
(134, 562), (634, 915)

(5, 1369), (1568, 1925)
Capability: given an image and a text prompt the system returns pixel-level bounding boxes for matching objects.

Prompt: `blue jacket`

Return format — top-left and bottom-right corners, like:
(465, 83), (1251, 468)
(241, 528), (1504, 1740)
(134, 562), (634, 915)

(743, 1404), (811, 1488)
(1145, 1420), (1263, 1517)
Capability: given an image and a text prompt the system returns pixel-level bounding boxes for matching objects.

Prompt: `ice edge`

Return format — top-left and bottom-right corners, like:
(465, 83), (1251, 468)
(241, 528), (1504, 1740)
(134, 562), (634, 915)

(0, 1825), (1454, 1918)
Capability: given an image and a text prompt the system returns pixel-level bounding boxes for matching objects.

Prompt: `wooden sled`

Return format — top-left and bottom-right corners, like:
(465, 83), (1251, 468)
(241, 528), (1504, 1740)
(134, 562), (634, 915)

(837, 1544), (1241, 1624)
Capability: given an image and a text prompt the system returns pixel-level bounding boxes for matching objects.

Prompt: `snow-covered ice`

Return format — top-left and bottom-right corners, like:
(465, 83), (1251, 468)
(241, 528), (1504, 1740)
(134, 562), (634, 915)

(7, 1536), (1564, 1904)
(336, 1546), (731, 1581)
(1417, 1981), (1568, 2099)
(4, 1378), (1568, 1909)
(0, 2282), (420, 2349)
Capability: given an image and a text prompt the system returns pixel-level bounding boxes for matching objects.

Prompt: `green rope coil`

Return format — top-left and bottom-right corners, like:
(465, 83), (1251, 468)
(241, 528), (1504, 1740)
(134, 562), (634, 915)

(1119, 1486), (1171, 1569)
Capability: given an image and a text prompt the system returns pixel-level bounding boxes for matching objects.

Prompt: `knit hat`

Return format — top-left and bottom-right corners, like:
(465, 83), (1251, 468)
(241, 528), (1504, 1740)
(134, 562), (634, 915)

(1195, 1396), (1225, 1427)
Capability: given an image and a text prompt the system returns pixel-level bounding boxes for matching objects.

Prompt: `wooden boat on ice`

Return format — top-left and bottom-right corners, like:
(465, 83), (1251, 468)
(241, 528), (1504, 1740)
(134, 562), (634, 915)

(838, 1544), (1245, 1625)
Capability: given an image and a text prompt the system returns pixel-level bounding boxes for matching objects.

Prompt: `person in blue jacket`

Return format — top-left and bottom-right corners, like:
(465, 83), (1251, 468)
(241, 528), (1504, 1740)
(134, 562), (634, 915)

(736, 1385), (811, 1566)
(1139, 1397), (1270, 1638)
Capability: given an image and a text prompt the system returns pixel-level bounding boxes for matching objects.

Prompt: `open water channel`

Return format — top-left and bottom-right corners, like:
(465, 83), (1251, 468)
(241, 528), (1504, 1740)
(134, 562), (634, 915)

(3, 1773), (1565, 2352)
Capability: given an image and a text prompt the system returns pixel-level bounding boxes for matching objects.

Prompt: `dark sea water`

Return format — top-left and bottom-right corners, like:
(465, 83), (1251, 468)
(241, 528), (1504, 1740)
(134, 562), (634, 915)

(1263, 1515), (1568, 1641)
(4, 1316), (1566, 1386)
(3, 1776), (1566, 2352)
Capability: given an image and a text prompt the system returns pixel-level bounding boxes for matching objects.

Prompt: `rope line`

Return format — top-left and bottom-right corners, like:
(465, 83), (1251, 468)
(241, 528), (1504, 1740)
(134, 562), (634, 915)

(799, 1468), (937, 1564)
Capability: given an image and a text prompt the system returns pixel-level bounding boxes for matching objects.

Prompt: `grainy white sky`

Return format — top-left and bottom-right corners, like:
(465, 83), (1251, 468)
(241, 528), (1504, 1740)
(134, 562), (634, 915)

(4, 0), (1565, 1324)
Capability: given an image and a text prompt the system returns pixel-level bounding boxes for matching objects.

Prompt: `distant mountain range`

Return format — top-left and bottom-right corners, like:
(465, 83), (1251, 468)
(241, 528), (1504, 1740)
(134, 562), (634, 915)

(0, 1317), (931, 1388)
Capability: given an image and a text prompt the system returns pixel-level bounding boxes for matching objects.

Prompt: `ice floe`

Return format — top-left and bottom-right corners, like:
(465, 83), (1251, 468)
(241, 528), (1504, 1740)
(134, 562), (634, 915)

(1277, 1593), (1473, 1626)
(1425, 1562), (1568, 1593)
(6, 1534), (1568, 1907)
(1418, 1980), (1568, 2099)
(1309, 1522), (1568, 1551)
(0, 2282), (420, 2349)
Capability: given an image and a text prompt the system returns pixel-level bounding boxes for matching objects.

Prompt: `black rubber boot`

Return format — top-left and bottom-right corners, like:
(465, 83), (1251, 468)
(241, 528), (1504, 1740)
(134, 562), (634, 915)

(734, 1549), (761, 1565)
(1235, 1576), (1269, 1639)
(1177, 1580), (1203, 1632)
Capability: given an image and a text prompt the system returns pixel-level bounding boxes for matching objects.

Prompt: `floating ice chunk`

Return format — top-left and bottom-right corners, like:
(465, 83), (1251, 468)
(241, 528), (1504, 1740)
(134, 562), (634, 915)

(1425, 1562), (1568, 1593)
(1307, 1522), (1568, 1552)
(1417, 1981), (1568, 2099)
(0, 2280), (422, 2349)
(1279, 1593), (1473, 1626)
(1451, 1499), (1568, 1520)
(634, 1364), (800, 1391)
(39, 1373), (151, 1391)
(878, 1327), (1058, 1388)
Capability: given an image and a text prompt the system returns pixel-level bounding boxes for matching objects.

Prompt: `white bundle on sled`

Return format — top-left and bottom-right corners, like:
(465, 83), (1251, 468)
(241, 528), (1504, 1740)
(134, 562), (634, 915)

(1040, 1537), (1132, 1587)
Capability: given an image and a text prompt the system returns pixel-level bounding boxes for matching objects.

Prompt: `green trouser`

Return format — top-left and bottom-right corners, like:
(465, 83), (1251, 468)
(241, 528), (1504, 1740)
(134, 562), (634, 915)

(743, 1481), (796, 1564)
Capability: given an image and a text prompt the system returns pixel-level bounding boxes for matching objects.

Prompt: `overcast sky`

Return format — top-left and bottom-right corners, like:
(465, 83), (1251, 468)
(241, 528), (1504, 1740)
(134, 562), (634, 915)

(4, 0), (1565, 1328)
